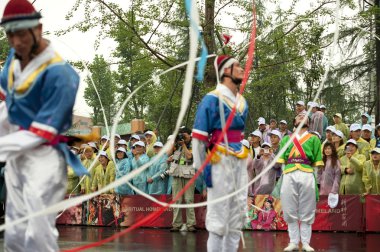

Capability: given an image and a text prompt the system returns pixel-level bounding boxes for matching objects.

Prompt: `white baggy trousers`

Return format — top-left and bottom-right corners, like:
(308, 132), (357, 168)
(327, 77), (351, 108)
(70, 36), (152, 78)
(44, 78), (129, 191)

(206, 154), (248, 252)
(280, 170), (316, 245)
(4, 145), (67, 252)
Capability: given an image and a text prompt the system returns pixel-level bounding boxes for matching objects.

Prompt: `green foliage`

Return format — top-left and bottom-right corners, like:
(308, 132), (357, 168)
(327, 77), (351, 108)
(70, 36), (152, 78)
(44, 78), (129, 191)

(84, 55), (117, 126)
(0, 34), (10, 64)
(65, 0), (377, 137)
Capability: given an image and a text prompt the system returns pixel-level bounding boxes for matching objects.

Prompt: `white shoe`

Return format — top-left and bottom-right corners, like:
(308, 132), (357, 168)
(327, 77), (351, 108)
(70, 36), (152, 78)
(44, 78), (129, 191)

(284, 243), (299, 251)
(302, 243), (315, 252)
(179, 223), (188, 232)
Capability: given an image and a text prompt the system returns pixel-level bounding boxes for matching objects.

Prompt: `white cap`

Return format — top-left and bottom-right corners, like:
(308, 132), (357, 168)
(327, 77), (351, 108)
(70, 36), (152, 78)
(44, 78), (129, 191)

(320, 104), (326, 109)
(101, 135), (109, 141)
(133, 141), (145, 147)
(145, 130), (154, 136)
(361, 112), (370, 118)
(261, 142), (272, 148)
(88, 142), (97, 149)
(116, 147), (127, 154)
(279, 120), (287, 125)
(333, 113), (342, 119)
(307, 101), (313, 107)
(250, 130), (262, 139)
(269, 129), (282, 139)
(131, 134), (140, 141)
(350, 123), (361, 132)
(118, 139), (127, 145)
(376, 123), (380, 129)
(310, 102), (319, 108)
(371, 148), (380, 154)
(326, 126), (335, 133)
(333, 130), (344, 139)
(362, 124), (372, 132)
(310, 131), (321, 139)
(99, 151), (109, 159)
(258, 117), (266, 125)
(296, 101), (305, 106)
(241, 139), (250, 149)
(153, 142), (164, 148)
(328, 193), (339, 209)
(346, 139), (358, 147)
(115, 134), (121, 139)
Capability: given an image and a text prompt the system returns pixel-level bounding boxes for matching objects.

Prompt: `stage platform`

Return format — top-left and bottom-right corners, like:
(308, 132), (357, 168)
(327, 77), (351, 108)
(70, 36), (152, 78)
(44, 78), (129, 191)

(52, 226), (378, 251)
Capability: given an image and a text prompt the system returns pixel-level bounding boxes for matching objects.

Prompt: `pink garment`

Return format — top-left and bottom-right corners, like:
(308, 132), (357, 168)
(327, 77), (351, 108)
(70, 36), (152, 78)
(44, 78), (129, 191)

(310, 111), (324, 137)
(246, 154), (255, 196)
(252, 154), (279, 195)
(251, 209), (277, 230)
(318, 158), (341, 195)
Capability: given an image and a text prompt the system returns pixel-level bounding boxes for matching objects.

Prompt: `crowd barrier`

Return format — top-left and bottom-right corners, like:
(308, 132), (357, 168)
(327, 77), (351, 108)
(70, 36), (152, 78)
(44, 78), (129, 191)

(57, 194), (376, 232)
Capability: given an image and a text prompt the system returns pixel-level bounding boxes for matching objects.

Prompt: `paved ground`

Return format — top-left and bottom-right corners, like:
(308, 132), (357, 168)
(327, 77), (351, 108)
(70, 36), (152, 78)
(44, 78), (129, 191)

(0, 226), (378, 251)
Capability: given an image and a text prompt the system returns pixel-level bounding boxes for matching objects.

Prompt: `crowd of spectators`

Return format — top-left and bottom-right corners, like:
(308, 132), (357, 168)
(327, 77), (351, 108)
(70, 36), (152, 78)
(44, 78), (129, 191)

(246, 101), (380, 197)
(67, 101), (380, 200)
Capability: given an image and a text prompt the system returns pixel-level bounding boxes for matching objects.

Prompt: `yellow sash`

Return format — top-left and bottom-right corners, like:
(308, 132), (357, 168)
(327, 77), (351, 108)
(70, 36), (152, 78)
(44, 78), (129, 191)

(8, 53), (63, 94)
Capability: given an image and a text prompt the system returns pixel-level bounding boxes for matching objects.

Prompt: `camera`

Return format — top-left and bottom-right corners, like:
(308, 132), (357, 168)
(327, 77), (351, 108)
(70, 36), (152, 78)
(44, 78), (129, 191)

(160, 170), (170, 179)
(176, 133), (184, 142)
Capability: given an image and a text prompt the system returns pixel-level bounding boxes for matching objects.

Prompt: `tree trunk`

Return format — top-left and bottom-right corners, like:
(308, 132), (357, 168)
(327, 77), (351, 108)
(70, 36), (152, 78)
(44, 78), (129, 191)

(203, 0), (216, 87)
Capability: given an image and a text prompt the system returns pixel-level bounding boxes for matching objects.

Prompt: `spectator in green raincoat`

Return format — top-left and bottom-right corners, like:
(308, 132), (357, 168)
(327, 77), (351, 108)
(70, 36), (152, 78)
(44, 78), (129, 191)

(363, 148), (380, 195)
(332, 130), (345, 158)
(333, 113), (349, 140)
(66, 166), (80, 194)
(91, 151), (116, 193)
(339, 139), (366, 195)
(370, 124), (380, 149)
(80, 146), (98, 194)
(145, 130), (157, 158)
(349, 124), (371, 160)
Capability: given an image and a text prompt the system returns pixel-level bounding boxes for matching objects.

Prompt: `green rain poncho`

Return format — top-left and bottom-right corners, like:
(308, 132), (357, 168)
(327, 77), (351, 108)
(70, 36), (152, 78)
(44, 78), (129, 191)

(67, 166), (80, 194)
(339, 151), (366, 194)
(145, 132), (157, 158)
(362, 160), (380, 194)
(91, 161), (116, 193)
(80, 157), (98, 194)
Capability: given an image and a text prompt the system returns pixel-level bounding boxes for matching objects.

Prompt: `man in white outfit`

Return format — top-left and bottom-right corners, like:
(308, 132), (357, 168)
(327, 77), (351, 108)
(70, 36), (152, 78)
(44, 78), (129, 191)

(192, 55), (248, 252)
(0, 0), (87, 251)
(277, 113), (323, 252)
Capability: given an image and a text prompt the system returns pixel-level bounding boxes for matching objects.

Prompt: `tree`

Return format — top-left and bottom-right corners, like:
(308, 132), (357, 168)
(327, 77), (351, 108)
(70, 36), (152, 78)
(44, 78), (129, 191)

(84, 55), (117, 126)
(63, 0), (371, 134)
(0, 34), (10, 64)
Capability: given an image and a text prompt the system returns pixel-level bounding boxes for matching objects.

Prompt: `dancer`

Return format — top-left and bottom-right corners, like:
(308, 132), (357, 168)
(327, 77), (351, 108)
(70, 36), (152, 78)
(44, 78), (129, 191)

(277, 113), (323, 252)
(0, 0), (88, 251)
(192, 55), (248, 252)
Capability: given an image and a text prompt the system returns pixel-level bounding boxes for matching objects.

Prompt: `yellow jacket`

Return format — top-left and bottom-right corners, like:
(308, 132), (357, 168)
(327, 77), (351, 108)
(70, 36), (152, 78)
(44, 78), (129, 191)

(91, 161), (115, 193)
(339, 151), (366, 195)
(80, 158), (98, 194)
(362, 160), (380, 194)
(356, 138), (371, 160)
